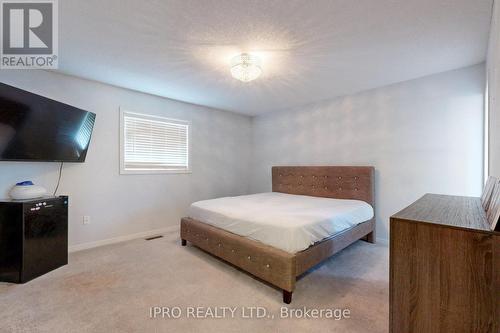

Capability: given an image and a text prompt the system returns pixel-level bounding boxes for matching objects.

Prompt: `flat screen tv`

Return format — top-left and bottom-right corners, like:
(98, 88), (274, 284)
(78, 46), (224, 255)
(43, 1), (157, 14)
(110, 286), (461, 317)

(0, 83), (96, 162)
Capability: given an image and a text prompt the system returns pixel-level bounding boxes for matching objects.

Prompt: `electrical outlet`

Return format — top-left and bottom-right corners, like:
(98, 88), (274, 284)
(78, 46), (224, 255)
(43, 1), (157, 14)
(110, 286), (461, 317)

(83, 216), (91, 225)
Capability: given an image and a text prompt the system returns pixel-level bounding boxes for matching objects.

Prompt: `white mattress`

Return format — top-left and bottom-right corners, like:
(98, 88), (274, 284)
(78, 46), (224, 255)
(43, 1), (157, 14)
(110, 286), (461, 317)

(187, 192), (374, 253)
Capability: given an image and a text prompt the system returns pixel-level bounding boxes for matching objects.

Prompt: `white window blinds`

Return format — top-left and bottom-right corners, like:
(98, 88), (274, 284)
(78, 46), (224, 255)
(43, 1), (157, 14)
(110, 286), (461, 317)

(120, 111), (190, 174)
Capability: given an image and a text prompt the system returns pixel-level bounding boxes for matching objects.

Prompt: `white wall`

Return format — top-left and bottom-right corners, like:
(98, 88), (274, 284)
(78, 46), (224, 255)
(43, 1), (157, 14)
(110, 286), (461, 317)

(488, 0), (500, 177)
(0, 70), (251, 248)
(250, 65), (485, 242)
(0, 64), (485, 247)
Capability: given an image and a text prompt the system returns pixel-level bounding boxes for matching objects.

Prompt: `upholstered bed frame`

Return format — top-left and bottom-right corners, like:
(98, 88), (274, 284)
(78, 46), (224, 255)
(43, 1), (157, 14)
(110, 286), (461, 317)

(180, 166), (375, 304)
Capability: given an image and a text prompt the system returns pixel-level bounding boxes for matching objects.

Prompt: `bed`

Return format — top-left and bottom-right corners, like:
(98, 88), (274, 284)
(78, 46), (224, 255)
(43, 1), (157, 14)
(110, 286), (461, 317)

(180, 166), (376, 304)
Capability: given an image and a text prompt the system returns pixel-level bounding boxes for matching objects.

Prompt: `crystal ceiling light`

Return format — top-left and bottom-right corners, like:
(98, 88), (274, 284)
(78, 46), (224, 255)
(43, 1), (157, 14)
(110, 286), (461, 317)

(230, 53), (262, 82)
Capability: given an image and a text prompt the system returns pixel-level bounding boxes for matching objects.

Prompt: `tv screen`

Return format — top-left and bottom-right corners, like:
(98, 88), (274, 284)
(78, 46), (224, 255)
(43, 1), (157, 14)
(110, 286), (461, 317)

(0, 83), (96, 162)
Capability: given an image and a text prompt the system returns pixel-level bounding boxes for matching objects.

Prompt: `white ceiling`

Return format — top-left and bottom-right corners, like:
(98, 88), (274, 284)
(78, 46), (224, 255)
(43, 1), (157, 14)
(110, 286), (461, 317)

(57, 0), (493, 116)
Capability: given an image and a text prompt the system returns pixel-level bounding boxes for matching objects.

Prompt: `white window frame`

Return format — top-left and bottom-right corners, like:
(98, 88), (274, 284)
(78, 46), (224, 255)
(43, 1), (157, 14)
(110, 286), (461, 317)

(119, 108), (192, 175)
(484, 79), (489, 184)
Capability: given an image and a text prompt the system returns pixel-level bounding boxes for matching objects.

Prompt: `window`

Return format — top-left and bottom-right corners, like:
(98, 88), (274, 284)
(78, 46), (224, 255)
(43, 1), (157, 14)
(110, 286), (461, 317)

(120, 109), (190, 174)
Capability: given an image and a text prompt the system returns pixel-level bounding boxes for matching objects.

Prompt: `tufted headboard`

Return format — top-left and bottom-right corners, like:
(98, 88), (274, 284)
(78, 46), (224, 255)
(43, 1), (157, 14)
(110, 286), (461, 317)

(272, 166), (375, 207)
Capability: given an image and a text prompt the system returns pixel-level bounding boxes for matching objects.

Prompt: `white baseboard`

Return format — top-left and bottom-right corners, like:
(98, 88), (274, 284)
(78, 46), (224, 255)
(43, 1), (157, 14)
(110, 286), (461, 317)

(69, 225), (388, 252)
(376, 237), (389, 246)
(68, 225), (179, 253)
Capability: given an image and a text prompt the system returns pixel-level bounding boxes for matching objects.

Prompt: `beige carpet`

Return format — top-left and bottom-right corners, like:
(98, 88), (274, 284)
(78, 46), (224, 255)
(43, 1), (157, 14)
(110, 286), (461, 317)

(0, 230), (389, 333)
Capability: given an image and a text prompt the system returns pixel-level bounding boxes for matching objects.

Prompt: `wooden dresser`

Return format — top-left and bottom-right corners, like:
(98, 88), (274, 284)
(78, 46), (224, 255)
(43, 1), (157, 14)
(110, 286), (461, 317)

(390, 194), (500, 333)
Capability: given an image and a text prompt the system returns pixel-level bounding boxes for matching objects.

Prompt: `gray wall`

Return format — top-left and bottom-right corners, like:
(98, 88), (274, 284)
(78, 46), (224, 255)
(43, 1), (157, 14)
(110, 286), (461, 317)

(0, 70), (252, 248)
(250, 64), (485, 242)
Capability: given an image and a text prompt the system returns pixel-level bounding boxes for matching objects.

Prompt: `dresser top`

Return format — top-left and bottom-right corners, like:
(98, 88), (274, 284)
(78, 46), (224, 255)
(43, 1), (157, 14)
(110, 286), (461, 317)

(391, 193), (494, 233)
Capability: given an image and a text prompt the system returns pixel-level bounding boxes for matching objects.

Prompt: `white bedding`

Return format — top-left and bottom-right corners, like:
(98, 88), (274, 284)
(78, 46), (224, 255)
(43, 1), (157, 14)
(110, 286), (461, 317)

(187, 192), (374, 253)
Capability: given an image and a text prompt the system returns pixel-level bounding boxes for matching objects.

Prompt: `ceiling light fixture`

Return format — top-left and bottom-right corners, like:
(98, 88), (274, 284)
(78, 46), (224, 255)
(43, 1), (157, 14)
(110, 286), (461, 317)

(230, 53), (262, 82)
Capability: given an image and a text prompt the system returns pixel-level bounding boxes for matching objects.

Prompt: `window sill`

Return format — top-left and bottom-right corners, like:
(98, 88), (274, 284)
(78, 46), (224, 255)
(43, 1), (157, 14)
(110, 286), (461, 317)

(120, 169), (192, 175)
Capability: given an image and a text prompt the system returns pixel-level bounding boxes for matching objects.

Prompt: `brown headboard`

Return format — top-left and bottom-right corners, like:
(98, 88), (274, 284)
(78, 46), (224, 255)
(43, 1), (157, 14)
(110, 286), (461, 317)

(272, 166), (375, 207)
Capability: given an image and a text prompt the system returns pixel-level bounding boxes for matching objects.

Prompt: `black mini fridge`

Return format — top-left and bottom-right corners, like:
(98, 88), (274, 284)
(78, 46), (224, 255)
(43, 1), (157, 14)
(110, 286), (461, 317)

(0, 196), (68, 283)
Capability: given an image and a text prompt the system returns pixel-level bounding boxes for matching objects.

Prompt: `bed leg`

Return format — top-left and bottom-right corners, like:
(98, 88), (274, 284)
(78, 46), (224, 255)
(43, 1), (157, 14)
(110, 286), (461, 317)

(181, 239), (187, 246)
(283, 290), (293, 304)
(364, 231), (375, 244)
